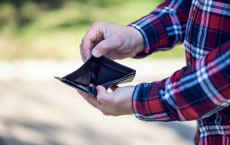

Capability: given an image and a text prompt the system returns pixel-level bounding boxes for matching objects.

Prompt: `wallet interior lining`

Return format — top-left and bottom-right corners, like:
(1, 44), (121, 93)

(94, 63), (129, 85)
(60, 78), (89, 92)
(55, 56), (136, 96)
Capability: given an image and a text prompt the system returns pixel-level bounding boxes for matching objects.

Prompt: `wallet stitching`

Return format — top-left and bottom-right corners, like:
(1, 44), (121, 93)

(105, 74), (135, 88)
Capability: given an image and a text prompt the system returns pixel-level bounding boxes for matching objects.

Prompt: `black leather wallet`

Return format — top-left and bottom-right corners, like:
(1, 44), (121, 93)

(55, 56), (136, 96)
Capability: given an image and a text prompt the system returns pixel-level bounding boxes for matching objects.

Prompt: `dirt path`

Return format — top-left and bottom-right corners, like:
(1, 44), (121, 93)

(0, 60), (196, 145)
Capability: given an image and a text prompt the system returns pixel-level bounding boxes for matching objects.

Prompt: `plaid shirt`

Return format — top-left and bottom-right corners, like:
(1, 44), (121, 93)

(130, 0), (230, 145)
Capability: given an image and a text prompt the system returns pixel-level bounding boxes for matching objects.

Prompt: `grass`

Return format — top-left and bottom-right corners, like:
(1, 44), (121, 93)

(0, 0), (185, 60)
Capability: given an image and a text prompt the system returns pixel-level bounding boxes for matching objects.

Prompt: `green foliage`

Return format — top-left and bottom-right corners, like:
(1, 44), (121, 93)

(0, 0), (134, 31)
(0, 0), (183, 60)
(76, 0), (132, 6)
(0, 0), (131, 9)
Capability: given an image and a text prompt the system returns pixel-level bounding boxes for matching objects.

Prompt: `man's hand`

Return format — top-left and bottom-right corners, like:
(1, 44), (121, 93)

(80, 22), (144, 61)
(78, 85), (135, 116)
(79, 22), (141, 115)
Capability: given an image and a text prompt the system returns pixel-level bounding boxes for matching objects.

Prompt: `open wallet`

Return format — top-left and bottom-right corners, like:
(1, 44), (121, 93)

(55, 56), (136, 96)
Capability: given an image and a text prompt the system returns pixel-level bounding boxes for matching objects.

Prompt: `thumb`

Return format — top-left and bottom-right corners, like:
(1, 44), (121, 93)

(92, 37), (118, 58)
(96, 85), (111, 103)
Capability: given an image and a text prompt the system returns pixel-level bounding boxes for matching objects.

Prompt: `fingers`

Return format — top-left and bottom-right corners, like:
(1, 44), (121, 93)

(80, 40), (92, 62)
(80, 22), (145, 62)
(81, 22), (125, 59)
(96, 85), (134, 116)
(80, 22), (103, 62)
(92, 36), (123, 58)
(78, 85), (134, 116)
(77, 90), (102, 109)
(106, 51), (136, 60)
(78, 86), (114, 115)
(96, 85), (113, 103)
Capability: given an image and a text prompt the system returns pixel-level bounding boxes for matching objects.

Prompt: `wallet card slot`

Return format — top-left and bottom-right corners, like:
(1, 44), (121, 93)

(90, 61), (101, 83)
(60, 78), (88, 92)
(60, 78), (98, 96)
(109, 74), (135, 86)
(95, 64), (126, 85)
(103, 61), (132, 74)
(64, 68), (91, 86)
(102, 63), (126, 75)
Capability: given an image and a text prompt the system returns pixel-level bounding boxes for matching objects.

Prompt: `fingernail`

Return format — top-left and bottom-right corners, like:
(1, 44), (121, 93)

(82, 57), (85, 62)
(83, 57), (87, 62)
(92, 50), (100, 57)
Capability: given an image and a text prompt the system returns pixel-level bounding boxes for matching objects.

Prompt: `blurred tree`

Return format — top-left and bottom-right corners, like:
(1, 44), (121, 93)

(0, 0), (65, 28)
(0, 0), (130, 8)
(0, 0), (65, 8)
(0, 0), (133, 29)
(0, 0), (180, 60)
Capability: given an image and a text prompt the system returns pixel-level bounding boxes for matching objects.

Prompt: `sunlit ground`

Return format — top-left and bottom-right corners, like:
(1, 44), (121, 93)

(0, 59), (196, 145)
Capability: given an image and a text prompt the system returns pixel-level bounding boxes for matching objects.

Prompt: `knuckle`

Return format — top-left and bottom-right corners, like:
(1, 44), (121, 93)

(79, 43), (83, 49)
(102, 111), (110, 116)
(96, 95), (105, 103)
(82, 36), (87, 42)
(130, 51), (136, 57)
(101, 41), (107, 49)
(112, 114), (119, 117)
(81, 36), (84, 42)
(112, 98), (119, 106)
(93, 22), (102, 27)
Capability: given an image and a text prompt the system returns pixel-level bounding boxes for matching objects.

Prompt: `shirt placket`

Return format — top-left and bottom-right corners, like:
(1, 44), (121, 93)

(187, 0), (200, 65)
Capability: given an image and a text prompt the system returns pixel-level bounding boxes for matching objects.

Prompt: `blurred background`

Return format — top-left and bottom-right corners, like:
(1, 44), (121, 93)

(0, 0), (196, 145)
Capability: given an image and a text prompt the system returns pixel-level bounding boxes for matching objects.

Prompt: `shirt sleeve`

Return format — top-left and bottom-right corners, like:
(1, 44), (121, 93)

(132, 41), (230, 121)
(130, 0), (192, 58)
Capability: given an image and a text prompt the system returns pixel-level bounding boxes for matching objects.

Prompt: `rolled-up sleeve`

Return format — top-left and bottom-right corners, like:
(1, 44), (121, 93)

(132, 41), (230, 121)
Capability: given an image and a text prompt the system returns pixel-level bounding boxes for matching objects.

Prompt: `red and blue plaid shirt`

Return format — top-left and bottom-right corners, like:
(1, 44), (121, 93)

(130, 0), (230, 144)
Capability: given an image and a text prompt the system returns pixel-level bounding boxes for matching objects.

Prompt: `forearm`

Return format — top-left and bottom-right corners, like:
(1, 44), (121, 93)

(132, 41), (230, 121)
(130, 0), (192, 58)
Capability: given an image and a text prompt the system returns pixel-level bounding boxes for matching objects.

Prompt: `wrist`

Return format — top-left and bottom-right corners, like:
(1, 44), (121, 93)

(127, 26), (145, 56)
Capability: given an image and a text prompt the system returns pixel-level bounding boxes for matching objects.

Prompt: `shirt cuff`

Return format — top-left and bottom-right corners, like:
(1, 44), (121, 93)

(129, 17), (158, 58)
(132, 83), (170, 121)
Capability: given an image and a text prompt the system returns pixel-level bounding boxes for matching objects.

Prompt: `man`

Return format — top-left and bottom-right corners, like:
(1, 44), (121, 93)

(79, 0), (230, 144)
